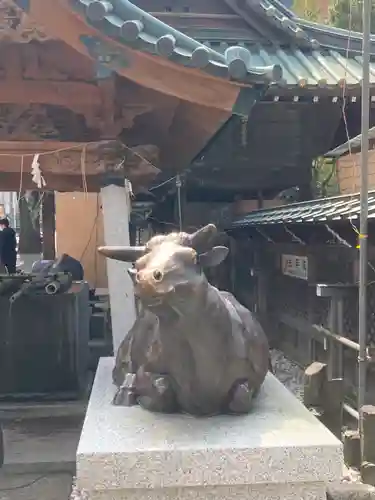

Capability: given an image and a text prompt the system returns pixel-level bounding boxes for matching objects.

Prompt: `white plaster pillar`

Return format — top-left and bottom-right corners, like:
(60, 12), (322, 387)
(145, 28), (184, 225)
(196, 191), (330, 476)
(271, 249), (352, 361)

(100, 183), (136, 354)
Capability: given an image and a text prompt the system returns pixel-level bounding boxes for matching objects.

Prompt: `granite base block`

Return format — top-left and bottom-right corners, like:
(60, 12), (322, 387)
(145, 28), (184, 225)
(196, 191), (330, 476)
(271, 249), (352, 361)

(77, 357), (343, 499)
(86, 482), (327, 500)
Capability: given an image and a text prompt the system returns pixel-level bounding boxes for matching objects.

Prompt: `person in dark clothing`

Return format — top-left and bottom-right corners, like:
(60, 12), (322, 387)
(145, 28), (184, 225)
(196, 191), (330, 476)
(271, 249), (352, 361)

(0, 218), (17, 274)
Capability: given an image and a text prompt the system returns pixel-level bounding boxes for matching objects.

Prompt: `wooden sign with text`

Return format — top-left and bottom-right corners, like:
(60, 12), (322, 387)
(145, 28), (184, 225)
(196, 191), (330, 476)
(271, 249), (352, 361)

(281, 254), (309, 280)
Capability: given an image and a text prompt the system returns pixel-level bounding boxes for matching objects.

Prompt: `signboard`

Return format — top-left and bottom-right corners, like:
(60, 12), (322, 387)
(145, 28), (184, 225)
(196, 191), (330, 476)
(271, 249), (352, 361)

(281, 254), (308, 280)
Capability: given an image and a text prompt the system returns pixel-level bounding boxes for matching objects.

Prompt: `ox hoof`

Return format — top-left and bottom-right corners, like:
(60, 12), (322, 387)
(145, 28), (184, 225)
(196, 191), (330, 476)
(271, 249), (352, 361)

(112, 373), (137, 406)
(113, 386), (137, 406)
(228, 381), (255, 414)
(137, 373), (177, 413)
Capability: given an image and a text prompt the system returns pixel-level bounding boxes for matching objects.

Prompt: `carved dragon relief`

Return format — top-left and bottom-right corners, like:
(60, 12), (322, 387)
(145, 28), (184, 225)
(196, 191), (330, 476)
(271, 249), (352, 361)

(0, 2), (176, 146)
(46, 142), (160, 179)
(43, 142), (160, 192)
(0, 0), (51, 43)
(0, 102), (153, 142)
(0, 134), (160, 192)
(0, 104), (90, 140)
(0, 104), (60, 140)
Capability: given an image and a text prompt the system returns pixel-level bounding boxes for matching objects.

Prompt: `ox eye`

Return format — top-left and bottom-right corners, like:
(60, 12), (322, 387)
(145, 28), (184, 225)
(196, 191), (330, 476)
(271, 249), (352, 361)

(153, 270), (163, 282)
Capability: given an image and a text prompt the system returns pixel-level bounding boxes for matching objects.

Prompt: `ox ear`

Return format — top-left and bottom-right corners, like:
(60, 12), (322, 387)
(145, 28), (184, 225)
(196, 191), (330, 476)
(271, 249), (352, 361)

(199, 246), (229, 268)
(190, 224), (217, 251)
(97, 245), (145, 262)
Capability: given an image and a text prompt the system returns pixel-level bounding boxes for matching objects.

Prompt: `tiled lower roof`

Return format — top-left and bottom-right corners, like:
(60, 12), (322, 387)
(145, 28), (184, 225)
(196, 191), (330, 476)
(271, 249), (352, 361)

(325, 127), (375, 158)
(231, 191), (375, 228)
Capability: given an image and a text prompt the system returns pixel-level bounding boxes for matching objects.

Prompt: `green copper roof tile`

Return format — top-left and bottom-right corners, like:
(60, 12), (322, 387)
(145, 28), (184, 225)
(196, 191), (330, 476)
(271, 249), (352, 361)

(200, 42), (375, 90)
(231, 191), (375, 228)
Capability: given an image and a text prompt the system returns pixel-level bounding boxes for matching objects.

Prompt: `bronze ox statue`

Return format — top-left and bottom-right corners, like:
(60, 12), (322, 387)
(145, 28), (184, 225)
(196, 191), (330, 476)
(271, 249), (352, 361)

(98, 224), (270, 416)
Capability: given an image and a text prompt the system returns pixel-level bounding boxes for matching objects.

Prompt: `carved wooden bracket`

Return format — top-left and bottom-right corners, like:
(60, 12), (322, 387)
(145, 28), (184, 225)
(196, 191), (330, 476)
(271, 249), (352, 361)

(0, 140), (160, 192)
(0, 0), (51, 42)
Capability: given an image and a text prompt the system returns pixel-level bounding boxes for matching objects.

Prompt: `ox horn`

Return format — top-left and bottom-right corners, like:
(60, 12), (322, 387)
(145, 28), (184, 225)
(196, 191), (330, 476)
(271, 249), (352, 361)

(97, 245), (146, 262)
(189, 224), (218, 251)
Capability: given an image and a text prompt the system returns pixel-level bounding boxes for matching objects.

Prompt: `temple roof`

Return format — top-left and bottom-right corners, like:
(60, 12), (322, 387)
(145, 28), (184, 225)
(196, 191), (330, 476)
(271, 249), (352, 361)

(198, 0), (375, 92)
(231, 0), (375, 55)
(70, 0), (375, 94)
(12, 0), (375, 94)
(70, 0), (283, 85)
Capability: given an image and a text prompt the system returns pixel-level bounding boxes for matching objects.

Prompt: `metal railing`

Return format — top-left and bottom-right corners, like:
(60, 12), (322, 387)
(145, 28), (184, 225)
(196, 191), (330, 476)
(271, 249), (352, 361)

(278, 283), (371, 422)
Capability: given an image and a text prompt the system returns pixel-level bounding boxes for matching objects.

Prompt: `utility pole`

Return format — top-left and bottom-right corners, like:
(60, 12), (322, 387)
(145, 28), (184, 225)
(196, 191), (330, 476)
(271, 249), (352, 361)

(358, 0), (371, 461)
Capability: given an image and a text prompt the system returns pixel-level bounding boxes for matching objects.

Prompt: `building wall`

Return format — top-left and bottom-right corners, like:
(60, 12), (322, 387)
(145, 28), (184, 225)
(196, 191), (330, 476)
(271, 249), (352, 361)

(337, 150), (375, 194)
(55, 192), (107, 289)
(182, 199), (285, 229)
(233, 199), (284, 215)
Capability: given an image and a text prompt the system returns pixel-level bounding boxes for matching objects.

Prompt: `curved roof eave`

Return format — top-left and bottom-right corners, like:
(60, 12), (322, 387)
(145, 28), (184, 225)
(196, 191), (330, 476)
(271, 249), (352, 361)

(68, 0), (283, 86)
(296, 19), (375, 55)
(239, 0), (375, 55)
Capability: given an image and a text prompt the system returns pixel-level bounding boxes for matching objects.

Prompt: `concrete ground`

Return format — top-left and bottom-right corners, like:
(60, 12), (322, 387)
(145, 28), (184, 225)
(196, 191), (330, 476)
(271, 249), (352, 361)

(3, 415), (82, 473)
(0, 406), (85, 500)
(0, 472), (73, 500)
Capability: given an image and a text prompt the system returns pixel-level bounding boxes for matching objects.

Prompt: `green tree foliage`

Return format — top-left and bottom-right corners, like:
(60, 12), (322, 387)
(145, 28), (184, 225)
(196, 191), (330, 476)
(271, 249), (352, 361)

(312, 157), (340, 198)
(329, 0), (375, 32)
(292, 0), (321, 21)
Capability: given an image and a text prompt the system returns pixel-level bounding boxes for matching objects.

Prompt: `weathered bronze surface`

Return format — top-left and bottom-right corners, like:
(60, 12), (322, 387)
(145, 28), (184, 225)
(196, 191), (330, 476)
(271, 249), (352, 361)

(98, 224), (269, 416)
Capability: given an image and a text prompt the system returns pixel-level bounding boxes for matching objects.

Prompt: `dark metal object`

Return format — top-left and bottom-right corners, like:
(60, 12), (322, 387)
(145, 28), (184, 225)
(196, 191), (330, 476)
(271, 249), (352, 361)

(32, 253), (84, 281)
(98, 224), (270, 416)
(0, 272), (74, 303)
(0, 253), (84, 303)
(0, 281), (90, 400)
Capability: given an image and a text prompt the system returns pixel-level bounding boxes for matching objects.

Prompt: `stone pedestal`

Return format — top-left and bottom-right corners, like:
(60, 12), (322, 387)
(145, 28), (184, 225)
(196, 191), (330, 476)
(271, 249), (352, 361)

(100, 183), (136, 354)
(76, 358), (343, 500)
